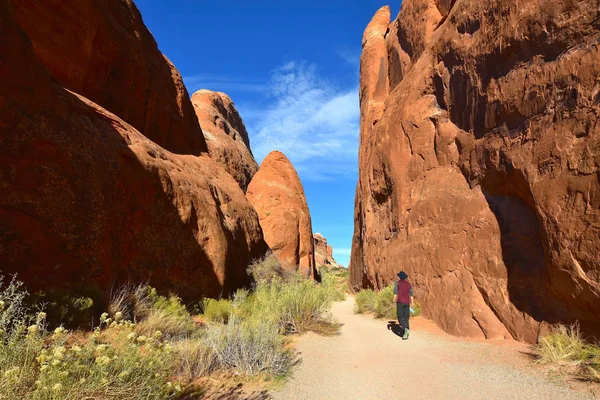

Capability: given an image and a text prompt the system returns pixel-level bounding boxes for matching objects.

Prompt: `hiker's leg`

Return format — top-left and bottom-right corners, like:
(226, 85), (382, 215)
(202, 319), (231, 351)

(396, 303), (402, 327)
(399, 304), (409, 331)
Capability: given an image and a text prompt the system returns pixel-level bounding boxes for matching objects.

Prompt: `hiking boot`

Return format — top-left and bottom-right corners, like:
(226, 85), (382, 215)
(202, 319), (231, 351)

(402, 328), (410, 340)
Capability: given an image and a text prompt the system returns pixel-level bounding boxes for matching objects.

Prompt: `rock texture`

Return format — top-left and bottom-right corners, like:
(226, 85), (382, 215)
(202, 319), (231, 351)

(314, 234), (341, 268)
(191, 90), (259, 192)
(247, 152), (317, 279)
(351, 0), (600, 342)
(0, 0), (267, 300)
(6, 0), (206, 156)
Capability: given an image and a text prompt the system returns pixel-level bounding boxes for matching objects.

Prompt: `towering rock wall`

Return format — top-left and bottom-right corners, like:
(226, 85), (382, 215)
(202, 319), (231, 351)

(191, 90), (259, 192)
(351, 0), (600, 342)
(0, 0), (267, 300)
(247, 152), (318, 279)
(7, 0), (206, 156)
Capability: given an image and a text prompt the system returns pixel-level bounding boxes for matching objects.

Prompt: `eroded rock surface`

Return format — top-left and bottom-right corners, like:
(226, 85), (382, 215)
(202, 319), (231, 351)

(7, 0), (206, 155)
(0, 0), (267, 300)
(191, 90), (258, 192)
(247, 152), (318, 279)
(351, 0), (600, 342)
(314, 234), (341, 269)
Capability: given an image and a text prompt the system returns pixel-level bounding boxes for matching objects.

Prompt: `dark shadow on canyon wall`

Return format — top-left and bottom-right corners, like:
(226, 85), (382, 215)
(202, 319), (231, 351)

(481, 170), (570, 328)
(0, 6), (262, 327)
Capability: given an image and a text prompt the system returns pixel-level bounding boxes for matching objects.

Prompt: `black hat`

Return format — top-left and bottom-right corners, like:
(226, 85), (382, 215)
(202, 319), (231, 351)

(397, 271), (408, 279)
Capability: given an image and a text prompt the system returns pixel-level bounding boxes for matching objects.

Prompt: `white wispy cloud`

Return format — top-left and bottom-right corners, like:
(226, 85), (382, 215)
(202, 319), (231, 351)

(183, 73), (268, 94)
(244, 61), (359, 181)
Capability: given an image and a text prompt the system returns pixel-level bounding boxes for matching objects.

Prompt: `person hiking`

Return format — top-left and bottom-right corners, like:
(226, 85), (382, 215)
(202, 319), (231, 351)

(393, 271), (414, 340)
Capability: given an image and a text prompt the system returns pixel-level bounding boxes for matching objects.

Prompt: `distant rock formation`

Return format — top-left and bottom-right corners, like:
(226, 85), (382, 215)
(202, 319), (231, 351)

(0, 0), (267, 300)
(7, 0), (206, 156)
(191, 90), (259, 192)
(313, 234), (341, 269)
(247, 152), (318, 279)
(351, 0), (600, 342)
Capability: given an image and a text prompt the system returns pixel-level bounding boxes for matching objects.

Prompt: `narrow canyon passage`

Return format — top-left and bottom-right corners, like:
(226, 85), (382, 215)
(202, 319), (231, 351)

(272, 298), (597, 400)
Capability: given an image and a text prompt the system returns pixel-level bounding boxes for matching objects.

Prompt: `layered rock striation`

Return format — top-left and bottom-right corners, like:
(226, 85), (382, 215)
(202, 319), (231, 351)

(191, 90), (259, 192)
(351, 0), (600, 341)
(247, 152), (318, 279)
(0, 0), (267, 300)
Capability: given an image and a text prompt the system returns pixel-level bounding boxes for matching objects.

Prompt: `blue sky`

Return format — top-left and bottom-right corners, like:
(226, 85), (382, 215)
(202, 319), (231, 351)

(136, 1), (399, 266)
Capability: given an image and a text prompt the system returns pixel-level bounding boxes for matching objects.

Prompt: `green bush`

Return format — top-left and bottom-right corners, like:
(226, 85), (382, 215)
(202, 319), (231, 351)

(374, 285), (395, 319)
(412, 301), (421, 317)
(355, 284), (421, 319)
(250, 279), (337, 335)
(202, 298), (233, 324)
(354, 289), (376, 314)
(0, 265), (342, 398)
(28, 284), (108, 330)
(0, 277), (180, 400)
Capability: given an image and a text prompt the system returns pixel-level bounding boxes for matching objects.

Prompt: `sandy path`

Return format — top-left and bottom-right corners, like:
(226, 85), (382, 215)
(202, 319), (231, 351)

(271, 297), (598, 400)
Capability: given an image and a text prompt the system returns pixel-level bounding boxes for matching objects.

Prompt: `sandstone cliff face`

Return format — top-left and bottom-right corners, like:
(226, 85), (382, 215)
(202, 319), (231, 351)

(191, 90), (259, 192)
(247, 152), (317, 279)
(314, 234), (341, 268)
(351, 0), (600, 342)
(0, 0), (267, 300)
(7, 0), (206, 156)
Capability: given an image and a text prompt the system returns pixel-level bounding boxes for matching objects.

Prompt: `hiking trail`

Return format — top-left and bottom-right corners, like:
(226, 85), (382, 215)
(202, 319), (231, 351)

(272, 297), (598, 400)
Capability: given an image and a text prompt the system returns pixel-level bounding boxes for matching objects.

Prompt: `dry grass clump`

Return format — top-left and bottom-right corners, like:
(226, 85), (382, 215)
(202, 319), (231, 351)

(535, 324), (600, 383)
(203, 316), (291, 377)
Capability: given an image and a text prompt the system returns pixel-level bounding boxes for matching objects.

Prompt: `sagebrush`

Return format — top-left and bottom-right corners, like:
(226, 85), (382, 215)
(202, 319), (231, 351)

(1, 262), (346, 398)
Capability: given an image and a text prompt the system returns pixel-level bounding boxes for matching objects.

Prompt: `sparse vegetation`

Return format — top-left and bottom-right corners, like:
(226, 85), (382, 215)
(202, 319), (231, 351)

(535, 324), (600, 383)
(354, 289), (376, 314)
(0, 258), (347, 399)
(354, 284), (421, 319)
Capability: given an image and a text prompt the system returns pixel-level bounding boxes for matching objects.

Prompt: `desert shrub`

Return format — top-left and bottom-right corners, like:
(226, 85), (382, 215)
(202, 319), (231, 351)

(354, 289), (376, 314)
(0, 275), (44, 398)
(535, 324), (589, 364)
(29, 290), (99, 330)
(374, 285), (396, 319)
(30, 325), (178, 400)
(171, 339), (217, 381)
(108, 284), (154, 323)
(355, 285), (421, 319)
(247, 253), (286, 285)
(412, 301), (421, 317)
(535, 324), (600, 382)
(202, 298), (233, 324)
(135, 308), (196, 340)
(0, 277), (180, 400)
(583, 359), (600, 382)
(320, 272), (346, 302)
(250, 279), (337, 335)
(110, 285), (195, 339)
(203, 316), (291, 377)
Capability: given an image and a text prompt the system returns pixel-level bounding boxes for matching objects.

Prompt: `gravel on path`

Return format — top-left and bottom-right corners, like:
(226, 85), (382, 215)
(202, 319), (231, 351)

(271, 297), (598, 400)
